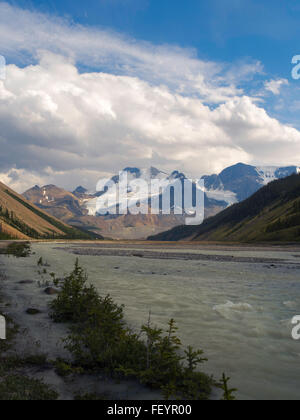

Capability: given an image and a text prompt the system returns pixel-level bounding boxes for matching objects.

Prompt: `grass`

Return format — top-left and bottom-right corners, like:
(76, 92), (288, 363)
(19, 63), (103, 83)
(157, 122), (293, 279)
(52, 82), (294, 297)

(0, 354), (48, 370)
(0, 317), (58, 400)
(0, 375), (58, 401)
(0, 319), (58, 400)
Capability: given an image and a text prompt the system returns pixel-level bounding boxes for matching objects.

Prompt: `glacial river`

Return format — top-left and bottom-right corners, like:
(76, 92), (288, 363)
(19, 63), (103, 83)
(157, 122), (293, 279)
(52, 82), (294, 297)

(3, 242), (300, 400)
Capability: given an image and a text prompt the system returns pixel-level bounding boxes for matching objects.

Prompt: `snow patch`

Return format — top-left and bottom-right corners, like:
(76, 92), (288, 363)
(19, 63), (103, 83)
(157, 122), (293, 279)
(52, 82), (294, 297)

(204, 187), (238, 206)
(255, 166), (278, 185)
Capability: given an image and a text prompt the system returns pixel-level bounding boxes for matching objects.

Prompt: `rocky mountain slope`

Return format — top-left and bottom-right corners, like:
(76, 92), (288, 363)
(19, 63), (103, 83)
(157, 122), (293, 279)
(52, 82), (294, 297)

(23, 184), (88, 220)
(23, 167), (226, 239)
(0, 182), (97, 240)
(202, 163), (299, 203)
(148, 174), (300, 242)
(22, 163), (299, 240)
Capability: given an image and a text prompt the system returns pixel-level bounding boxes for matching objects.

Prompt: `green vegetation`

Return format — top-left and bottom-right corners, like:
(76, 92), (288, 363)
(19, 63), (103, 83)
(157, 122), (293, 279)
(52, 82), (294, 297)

(265, 199), (300, 233)
(220, 373), (237, 401)
(50, 260), (101, 323)
(0, 231), (14, 240)
(149, 173), (300, 242)
(0, 375), (58, 400)
(0, 325), (57, 400)
(54, 358), (83, 377)
(49, 259), (221, 400)
(69, 225), (104, 240)
(0, 354), (48, 370)
(0, 204), (40, 238)
(0, 242), (31, 258)
(0, 254), (236, 400)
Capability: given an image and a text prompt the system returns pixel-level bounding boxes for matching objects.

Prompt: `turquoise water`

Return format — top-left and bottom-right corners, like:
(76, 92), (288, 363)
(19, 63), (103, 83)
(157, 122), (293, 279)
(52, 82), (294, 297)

(3, 242), (300, 400)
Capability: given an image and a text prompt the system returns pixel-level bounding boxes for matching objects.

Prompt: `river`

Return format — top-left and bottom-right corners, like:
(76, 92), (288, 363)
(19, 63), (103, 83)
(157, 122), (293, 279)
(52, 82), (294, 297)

(2, 242), (300, 400)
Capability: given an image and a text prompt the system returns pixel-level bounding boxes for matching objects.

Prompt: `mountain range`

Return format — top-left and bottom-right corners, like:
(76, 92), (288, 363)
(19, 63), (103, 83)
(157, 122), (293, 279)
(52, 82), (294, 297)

(22, 163), (300, 240)
(148, 173), (300, 243)
(0, 181), (98, 240)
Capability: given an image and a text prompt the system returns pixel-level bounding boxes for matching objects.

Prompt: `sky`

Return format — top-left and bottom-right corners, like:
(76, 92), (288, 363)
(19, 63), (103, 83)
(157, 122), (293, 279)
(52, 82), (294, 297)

(0, 0), (300, 192)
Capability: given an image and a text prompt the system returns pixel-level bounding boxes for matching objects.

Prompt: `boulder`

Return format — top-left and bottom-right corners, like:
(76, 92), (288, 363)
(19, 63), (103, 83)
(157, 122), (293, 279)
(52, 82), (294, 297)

(44, 287), (59, 295)
(26, 308), (41, 315)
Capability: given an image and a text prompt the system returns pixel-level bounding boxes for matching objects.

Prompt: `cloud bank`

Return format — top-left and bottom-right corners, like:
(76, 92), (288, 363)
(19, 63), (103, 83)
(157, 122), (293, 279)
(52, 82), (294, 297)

(0, 3), (299, 192)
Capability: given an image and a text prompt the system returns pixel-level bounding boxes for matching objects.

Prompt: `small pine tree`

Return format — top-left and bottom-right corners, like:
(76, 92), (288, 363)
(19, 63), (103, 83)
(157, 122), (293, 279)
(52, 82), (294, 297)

(220, 373), (237, 400)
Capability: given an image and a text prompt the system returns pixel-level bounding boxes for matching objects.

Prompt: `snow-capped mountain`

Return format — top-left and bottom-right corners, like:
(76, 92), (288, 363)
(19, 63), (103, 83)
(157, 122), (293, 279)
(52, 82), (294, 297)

(83, 163), (299, 216)
(84, 166), (222, 217)
(202, 163), (300, 204)
(85, 167), (171, 216)
(22, 163), (299, 240)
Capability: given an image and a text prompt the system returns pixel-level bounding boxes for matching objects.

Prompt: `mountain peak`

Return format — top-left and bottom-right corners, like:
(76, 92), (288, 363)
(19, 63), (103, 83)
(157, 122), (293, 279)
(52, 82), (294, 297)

(148, 166), (158, 176)
(123, 167), (141, 177)
(169, 170), (186, 181)
(73, 186), (88, 195)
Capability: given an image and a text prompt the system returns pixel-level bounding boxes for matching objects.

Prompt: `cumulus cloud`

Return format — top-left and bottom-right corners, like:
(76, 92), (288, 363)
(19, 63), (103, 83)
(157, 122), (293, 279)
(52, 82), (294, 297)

(0, 2), (259, 103)
(265, 79), (289, 95)
(0, 3), (298, 192)
(0, 53), (299, 192)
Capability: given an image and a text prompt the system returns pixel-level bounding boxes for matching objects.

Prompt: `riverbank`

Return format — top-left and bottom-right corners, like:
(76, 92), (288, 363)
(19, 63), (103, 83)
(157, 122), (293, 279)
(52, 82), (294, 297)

(0, 244), (223, 400)
(59, 246), (300, 265)
(0, 250), (164, 400)
(1, 241), (299, 400)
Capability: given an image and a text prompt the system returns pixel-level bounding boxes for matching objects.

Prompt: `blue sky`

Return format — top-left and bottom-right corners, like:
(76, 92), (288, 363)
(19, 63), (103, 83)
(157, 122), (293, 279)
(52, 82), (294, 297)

(0, 0), (300, 191)
(3, 0), (300, 125)
(8, 0), (300, 75)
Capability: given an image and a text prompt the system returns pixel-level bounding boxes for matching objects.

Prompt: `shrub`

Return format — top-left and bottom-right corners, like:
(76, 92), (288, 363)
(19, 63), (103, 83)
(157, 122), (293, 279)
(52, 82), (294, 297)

(220, 373), (237, 400)
(49, 260), (224, 400)
(0, 242), (31, 258)
(54, 358), (83, 377)
(117, 319), (212, 400)
(64, 294), (125, 370)
(49, 259), (101, 323)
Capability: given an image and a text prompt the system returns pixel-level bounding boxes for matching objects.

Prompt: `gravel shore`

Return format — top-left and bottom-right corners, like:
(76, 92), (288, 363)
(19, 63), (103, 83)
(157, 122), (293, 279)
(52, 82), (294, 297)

(58, 246), (300, 265)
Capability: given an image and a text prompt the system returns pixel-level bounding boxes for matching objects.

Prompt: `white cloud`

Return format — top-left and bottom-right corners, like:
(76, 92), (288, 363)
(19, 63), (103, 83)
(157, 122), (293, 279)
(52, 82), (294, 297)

(0, 3), (298, 193)
(0, 2), (260, 103)
(0, 53), (299, 192)
(264, 78), (289, 95)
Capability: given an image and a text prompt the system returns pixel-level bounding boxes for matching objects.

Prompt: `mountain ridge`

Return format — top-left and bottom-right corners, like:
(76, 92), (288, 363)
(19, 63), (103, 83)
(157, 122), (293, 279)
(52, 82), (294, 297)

(148, 173), (300, 242)
(22, 163), (300, 240)
(0, 181), (98, 240)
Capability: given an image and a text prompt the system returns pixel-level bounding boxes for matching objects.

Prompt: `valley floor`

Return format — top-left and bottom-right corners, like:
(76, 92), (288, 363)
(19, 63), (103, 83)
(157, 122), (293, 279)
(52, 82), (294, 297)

(1, 240), (300, 400)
